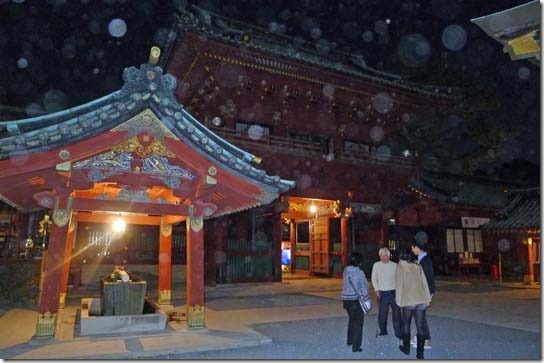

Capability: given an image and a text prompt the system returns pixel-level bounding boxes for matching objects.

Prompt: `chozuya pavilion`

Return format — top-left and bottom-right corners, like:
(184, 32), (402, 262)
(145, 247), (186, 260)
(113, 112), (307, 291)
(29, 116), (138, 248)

(0, 48), (295, 337)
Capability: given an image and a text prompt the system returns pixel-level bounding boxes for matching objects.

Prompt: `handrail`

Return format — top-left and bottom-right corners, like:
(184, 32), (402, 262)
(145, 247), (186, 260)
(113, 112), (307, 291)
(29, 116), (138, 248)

(336, 150), (415, 167)
(210, 126), (322, 155)
(210, 126), (415, 167)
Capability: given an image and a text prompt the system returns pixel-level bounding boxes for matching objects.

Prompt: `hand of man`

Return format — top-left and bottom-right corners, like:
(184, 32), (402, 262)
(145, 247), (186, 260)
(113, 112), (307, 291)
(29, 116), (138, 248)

(376, 291), (381, 298)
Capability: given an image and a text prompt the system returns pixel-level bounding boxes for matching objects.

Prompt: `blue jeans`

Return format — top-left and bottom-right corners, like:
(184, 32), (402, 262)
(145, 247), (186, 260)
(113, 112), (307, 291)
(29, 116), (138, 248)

(401, 304), (429, 340)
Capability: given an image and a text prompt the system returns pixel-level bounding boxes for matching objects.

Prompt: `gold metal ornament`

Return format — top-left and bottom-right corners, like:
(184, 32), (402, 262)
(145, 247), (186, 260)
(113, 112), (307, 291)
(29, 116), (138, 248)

(187, 304), (205, 327)
(159, 290), (171, 305)
(160, 221), (172, 238)
(190, 217), (203, 233)
(52, 208), (71, 227)
(35, 312), (57, 337)
(149, 46), (161, 64)
(59, 293), (66, 309)
(38, 214), (52, 236)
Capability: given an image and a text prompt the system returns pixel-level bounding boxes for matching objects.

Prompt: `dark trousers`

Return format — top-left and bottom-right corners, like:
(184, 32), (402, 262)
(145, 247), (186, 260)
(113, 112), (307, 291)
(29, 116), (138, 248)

(378, 290), (402, 338)
(401, 305), (428, 340)
(422, 313), (431, 340)
(343, 300), (364, 350)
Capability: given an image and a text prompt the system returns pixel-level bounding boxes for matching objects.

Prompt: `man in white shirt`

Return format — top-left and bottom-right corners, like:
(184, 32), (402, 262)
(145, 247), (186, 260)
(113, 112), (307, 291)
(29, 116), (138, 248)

(371, 247), (402, 338)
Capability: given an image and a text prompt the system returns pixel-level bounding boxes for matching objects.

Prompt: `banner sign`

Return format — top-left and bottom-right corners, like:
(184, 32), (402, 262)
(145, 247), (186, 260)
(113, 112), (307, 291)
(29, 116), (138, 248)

(349, 202), (382, 214)
(461, 217), (490, 228)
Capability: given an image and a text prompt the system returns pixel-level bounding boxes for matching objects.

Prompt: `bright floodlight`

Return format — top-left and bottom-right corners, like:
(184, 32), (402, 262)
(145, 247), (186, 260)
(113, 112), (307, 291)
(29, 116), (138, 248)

(112, 218), (126, 233)
(309, 205), (317, 214)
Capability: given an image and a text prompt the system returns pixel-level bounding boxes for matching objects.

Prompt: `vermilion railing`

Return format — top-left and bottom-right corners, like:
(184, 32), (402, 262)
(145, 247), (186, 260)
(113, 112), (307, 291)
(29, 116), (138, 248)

(210, 126), (415, 167)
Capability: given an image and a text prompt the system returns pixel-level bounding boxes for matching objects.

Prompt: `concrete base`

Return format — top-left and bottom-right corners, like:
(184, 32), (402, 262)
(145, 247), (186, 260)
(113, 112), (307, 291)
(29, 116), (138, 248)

(80, 298), (167, 336)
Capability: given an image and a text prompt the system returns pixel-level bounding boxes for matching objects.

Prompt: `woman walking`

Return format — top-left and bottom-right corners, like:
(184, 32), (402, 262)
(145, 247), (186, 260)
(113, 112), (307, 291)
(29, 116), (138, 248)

(341, 252), (370, 353)
(395, 248), (432, 359)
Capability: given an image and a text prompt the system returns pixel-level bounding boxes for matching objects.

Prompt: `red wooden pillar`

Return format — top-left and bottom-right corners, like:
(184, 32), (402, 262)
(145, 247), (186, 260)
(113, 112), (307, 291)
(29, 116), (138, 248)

(186, 209), (205, 328)
(380, 217), (388, 247)
(158, 217), (172, 306)
(272, 212), (282, 282)
(527, 237), (535, 285)
(59, 214), (77, 309)
(341, 217), (350, 267)
(289, 219), (296, 272)
(35, 207), (71, 337)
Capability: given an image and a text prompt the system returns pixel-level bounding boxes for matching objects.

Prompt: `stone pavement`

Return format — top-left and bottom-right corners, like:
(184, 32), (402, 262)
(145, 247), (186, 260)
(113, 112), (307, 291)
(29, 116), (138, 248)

(0, 274), (539, 359)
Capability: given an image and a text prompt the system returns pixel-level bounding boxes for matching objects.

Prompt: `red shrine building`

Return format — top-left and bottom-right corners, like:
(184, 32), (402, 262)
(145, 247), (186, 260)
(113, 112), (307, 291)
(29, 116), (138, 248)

(159, 9), (459, 278)
(0, 59), (294, 336)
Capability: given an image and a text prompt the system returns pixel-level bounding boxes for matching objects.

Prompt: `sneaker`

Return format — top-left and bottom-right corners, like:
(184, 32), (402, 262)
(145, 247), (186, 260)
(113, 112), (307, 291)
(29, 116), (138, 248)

(411, 336), (432, 349)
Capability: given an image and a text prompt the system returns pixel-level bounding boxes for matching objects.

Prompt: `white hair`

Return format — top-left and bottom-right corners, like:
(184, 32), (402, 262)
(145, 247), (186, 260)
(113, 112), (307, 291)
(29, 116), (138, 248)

(378, 247), (391, 257)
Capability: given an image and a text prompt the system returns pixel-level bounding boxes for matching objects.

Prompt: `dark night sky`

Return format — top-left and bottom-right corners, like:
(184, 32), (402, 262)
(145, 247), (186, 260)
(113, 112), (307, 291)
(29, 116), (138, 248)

(0, 0), (540, 181)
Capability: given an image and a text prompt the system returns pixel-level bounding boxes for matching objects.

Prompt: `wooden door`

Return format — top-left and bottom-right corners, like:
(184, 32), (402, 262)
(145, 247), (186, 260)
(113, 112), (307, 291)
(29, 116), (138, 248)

(310, 217), (330, 274)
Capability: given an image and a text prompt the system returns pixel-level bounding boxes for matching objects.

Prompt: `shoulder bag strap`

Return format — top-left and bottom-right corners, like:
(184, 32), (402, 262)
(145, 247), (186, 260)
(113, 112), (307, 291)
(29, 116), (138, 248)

(347, 275), (362, 298)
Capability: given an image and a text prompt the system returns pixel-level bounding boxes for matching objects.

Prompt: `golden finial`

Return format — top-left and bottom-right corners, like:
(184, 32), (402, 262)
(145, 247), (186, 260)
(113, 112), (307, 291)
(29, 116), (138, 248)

(149, 46), (161, 64)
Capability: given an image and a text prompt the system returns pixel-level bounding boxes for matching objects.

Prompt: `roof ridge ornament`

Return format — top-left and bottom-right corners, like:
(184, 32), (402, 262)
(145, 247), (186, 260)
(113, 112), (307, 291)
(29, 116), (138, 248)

(149, 46), (161, 65)
(119, 60), (178, 105)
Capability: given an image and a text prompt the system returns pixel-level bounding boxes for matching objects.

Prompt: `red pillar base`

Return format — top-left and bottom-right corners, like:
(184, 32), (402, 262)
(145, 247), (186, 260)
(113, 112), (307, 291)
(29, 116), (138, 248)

(186, 214), (205, 328)
(35, 312), (57, 338)
(187, 304), (205, 328)
(158, 220), (173, 306)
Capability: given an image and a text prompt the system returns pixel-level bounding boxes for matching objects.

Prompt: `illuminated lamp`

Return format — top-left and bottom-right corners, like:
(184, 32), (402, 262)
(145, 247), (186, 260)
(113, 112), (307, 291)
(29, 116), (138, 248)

(112, 218), (126, 233)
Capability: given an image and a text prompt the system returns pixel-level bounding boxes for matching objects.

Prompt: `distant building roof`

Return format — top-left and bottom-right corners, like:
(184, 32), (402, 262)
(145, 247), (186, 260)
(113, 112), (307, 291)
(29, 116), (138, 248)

(483, 192), (540, 232)
(163, 5), (459, 99)
(471, 0), (540, 65)
(407, 171), (512, 209)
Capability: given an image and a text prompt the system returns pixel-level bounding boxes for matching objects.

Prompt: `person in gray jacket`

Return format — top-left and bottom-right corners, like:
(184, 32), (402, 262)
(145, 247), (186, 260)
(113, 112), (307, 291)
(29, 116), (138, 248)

(341, 252), (370, 353)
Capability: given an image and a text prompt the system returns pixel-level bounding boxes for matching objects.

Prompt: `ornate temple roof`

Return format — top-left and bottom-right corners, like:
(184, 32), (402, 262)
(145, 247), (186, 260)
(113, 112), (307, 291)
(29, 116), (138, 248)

(483, 191), (540, 232)
(161, 5), (459, 100)
(471, 0), (540, 65)
(0, 62), (295, 214)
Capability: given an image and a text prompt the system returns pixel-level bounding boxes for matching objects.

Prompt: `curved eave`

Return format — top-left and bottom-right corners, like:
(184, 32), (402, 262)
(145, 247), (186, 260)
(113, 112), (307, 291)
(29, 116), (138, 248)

(471, 0), (540, 41)
(152, 103), (295, 194)
(482, 199), (540, 232)
(407, 183), (448, 202)
(482, 224), (541, 235)
(175, 10), (459, 101)
(482, 222), (540, 232)
(208, 200), (261, 219)
(0, 90), (131, 160)
(0, 92), (118, 136)
(407, 182), (506, 210)
(0, 63), (296, 197)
